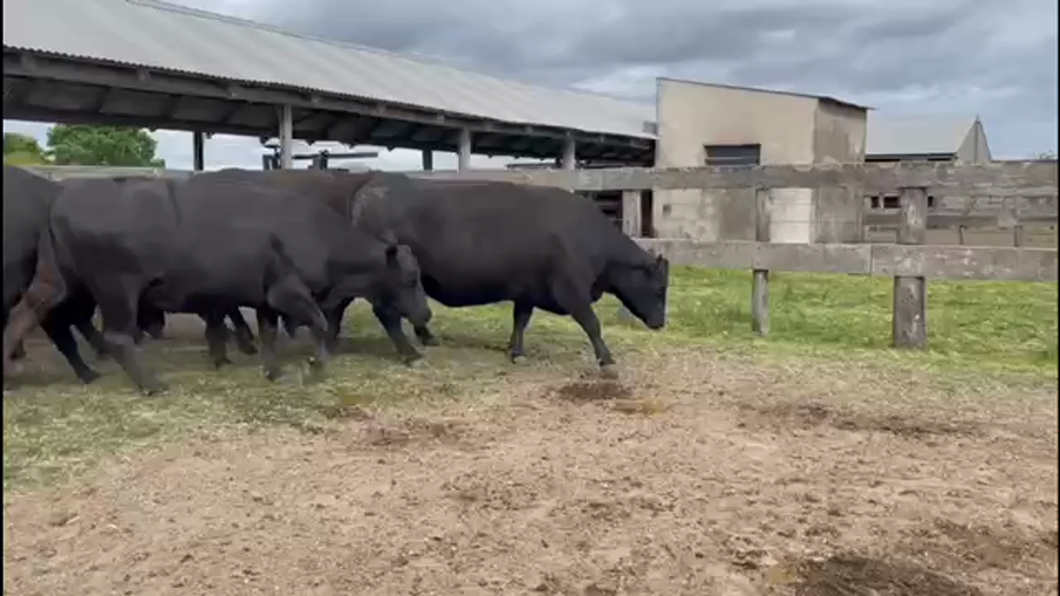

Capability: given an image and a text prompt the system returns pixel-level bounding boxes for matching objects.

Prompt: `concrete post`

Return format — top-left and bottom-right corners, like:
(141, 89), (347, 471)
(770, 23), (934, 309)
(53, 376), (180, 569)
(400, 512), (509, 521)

(421, 150), (434, 171)
(561, 136), (576, 170)
(457, 128), (471, 171)
(892, 186), (928, 349)
(621, 191), (642, 237)
(192, 131), (205, 171)
(278, 105), (293, 169)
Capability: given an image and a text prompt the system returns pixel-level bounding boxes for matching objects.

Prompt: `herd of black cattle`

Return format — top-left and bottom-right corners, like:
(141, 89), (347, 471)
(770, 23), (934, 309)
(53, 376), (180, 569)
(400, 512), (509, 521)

(2, 165), (671, 394)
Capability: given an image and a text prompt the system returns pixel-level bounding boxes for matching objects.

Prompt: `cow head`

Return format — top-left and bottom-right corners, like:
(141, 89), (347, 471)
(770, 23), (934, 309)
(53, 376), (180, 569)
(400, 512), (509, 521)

(380, 243), (432, 328)
(610, 254), (670, 330)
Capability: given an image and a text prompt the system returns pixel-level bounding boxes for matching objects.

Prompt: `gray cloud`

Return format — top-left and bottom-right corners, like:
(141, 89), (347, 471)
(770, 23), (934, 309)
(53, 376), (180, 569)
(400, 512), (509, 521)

(10, 0), (1053, 165)
(218, 0), (1055, 157)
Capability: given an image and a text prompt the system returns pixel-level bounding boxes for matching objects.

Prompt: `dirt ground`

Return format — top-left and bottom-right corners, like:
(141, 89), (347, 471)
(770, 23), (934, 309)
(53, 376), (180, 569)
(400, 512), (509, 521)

(3, 330), (1058, 595)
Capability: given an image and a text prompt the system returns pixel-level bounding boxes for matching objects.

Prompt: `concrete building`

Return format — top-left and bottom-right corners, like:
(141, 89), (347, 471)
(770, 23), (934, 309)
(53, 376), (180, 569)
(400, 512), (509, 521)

(652, 78), (870, 243)
(864, 114), (993, 210)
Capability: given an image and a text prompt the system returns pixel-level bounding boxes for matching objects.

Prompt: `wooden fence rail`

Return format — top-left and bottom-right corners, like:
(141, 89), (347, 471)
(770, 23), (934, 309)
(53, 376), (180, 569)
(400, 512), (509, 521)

(20, 161), (1059, 350)
(417, 161), (1058, 349)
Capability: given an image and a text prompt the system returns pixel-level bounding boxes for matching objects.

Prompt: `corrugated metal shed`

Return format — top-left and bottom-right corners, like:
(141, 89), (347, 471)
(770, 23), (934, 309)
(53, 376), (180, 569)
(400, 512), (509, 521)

(866, 113), (979, 157)
(2, 0), (656, 139)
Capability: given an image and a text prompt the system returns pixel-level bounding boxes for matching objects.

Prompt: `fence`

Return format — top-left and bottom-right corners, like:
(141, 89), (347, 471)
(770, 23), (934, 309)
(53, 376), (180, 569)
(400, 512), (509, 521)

(408, 161), (1058, 348)
(21, 161), (1059, 349)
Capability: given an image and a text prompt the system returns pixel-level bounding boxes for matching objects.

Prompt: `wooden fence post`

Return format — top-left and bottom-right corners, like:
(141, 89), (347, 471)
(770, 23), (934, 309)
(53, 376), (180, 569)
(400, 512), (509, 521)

(752, 188), (771, 336)
(892, 186), (928, 348)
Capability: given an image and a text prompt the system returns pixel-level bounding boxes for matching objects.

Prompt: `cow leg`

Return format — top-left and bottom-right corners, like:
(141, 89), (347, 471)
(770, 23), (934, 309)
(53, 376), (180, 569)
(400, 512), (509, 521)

(40, 315), (101, 384)
(75, 318), (111, 360)
(202, 311), (233, 369)
(507, 300), (535, 363)
(91, 281), (166, 395)
(324, 296), (353, 351)
(65, 294), (111, 359)
(11, 340), (27, 361)
(280, 315), (300, 340)
(371, 304), (422, 365)
(226, 308), (258, 356)
(549, 275), (616, 375)
(256, 307), (283, 381)
(413, 324), (439, 347)
(144, 319), (166, 341)
(3, 273), (67, 378)
(266, 281), (330, 383)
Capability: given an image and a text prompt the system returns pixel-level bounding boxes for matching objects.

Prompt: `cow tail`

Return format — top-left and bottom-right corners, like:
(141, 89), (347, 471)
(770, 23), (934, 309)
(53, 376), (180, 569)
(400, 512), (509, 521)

(3, 226), (68, 365)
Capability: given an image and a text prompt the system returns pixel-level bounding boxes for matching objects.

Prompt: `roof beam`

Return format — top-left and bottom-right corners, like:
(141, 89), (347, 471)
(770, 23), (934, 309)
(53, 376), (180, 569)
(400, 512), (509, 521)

(3, 50), (654, 152)
(3, 77), (33, 106)
(10, 104), (276, 138)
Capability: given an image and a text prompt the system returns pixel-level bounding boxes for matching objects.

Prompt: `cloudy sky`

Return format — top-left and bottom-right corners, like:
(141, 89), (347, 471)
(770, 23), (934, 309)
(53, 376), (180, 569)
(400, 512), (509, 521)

(4, 0), (1057, 169)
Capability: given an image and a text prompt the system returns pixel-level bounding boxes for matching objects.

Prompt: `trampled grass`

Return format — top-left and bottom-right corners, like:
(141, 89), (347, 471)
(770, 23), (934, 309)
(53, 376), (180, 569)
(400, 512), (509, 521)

(3, 265), (1057, 491)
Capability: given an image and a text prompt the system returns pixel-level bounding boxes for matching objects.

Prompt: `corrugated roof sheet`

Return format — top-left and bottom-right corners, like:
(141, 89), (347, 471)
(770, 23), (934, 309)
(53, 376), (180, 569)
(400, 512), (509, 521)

(658, 77), (873, 112)
(3, 0), (656, 139)
(866, 113), (978, 156)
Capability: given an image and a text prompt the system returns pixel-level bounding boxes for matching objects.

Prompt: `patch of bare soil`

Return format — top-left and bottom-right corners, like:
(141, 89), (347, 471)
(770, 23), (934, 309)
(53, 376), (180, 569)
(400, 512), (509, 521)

(784, 554), (983, 596)
(740, 401), (980, 439)
(553, 380), (635, 403)
(900, 518), (1059, 577)
(4, 350), (1058, 596)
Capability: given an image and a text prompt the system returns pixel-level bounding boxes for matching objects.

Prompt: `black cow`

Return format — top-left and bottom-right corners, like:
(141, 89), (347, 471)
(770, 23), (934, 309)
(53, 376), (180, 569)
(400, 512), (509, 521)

(3, 168), (260, 387)
(354, 174), (669, 373)
(192, 169), (670, 374)
(195, 168), (395, 353)
(3, 175), (430, 394)
(3, 165), (110, 383)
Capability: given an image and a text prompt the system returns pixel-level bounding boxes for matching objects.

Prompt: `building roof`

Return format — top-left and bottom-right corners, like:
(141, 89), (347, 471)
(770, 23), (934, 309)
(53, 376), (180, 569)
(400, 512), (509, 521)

(2, 0), (656, 141)
(657, 77), (873, 112)
(866, 113), (979, 157)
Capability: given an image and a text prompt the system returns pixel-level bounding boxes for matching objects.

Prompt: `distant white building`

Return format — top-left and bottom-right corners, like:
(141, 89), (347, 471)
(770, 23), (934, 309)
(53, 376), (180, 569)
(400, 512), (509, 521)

(865, 114), (992, 163)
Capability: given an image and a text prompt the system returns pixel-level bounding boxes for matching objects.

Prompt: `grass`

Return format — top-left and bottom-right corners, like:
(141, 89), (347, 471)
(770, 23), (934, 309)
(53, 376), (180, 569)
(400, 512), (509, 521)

(3, 265), (1057, 491)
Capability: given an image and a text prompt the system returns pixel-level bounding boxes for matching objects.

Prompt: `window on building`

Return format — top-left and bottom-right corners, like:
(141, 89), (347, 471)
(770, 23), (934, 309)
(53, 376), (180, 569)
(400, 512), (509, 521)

(869, 195), (936, 210)
(704, 144), (761, 167)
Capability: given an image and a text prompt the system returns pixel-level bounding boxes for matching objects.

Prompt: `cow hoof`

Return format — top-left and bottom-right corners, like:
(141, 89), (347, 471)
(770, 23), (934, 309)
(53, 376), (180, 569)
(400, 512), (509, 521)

(509, 354), (527, 364)
(140, 382), (168, 396)
(302, 365), (327, 385)
(599, 364), (620, 380)
(405, 356), (427, 369)
(263, 367), (283, 382)
(77, 369), (102, 384)
(418, 335), (440, 347)
(236, 341), (258, 356)
(213, 357), (233, 370)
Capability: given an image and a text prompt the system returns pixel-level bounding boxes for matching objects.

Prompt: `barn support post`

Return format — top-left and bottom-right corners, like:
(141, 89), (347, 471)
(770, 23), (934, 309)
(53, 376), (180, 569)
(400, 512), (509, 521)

(421, 150), (434, 171)
(457, 128), (471, 171)
(192, 131), (205, 171)
(561, 135), (576, 170)
(278, 104), (294, 169)
(892, 186), (928, 348)
(752, 188), (772, 336)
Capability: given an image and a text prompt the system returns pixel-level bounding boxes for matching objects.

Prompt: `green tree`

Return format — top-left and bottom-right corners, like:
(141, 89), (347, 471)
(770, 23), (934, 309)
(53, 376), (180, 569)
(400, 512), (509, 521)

(46, 124), (165, 167)
(3, 132), (49, 165)
(1036, 150), (1057, 160)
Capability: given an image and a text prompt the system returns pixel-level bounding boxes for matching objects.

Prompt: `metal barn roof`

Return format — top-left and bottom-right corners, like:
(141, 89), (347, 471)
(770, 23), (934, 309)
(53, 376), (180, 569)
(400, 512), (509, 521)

(866, 113), (979, 157)
(2, 0), (656, 140)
